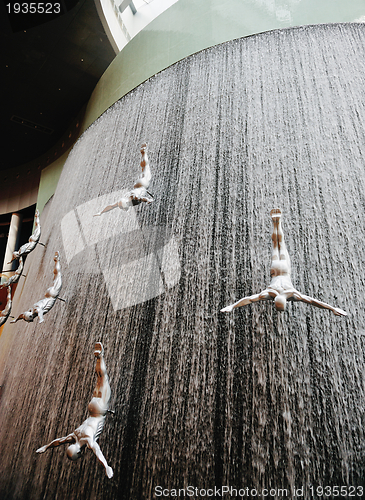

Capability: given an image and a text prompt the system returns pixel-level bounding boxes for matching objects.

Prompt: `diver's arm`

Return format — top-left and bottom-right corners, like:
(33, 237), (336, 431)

(293, 291), (347, 316)
(87, 439), (113, 478)
(36, 433), (75, 453)
(35, 305), (44, 323)
(135, 195), (154, 204)
(10, 314), (25, 323)
(94, 202), (119, 217)
(221, 291), (270, 312)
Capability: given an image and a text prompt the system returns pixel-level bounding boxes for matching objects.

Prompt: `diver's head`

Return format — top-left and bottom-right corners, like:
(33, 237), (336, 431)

(117, 197), (130, 211)
(274, 295), (287, 312)
(8, 251), (19, 264)
(23, 310), (35, 322)
(66, 443), (82, 461)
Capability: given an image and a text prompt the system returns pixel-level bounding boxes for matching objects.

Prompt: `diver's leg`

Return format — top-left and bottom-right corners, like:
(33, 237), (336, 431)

(270, 208), (291, 273)
(51, 252), (62, 296)
(93, 343), (111, 408)
(134, 144), (151, 189)
(44, 253), (62, 299)
(270, 209), (280, 271)
(275, 210), (291, 267)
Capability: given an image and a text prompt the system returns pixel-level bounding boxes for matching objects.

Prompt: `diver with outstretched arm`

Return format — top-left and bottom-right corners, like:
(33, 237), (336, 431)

(94, 143), (153, 216)
(8, 210), (41, 263)
(11, 251), (62, 324)
(36, 342), (113, 478)
(221, 209), (347, 316)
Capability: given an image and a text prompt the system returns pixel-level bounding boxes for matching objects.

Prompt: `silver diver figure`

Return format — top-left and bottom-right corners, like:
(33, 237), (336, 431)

(221, 209), (347, 316)
(0, 287), (12, 327)
(94, 143), (153, 215)
(36, 342), (113, 479)
(8, 209), (41, 263)
(11, 251), (62, 324)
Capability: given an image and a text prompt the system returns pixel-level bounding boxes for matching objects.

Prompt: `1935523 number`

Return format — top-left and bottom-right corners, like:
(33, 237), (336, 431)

(309, 486), (363, 497)
(6, 3), (61, 14)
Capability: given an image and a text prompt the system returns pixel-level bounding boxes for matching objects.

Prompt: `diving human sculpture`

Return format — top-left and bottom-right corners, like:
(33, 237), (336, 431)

(221, 209), (347, 316)
(11, 251), (62, 324)
(0, 256), (24, 289)
(36, 343), (113, 479)
(94, 143), (153, 216)
(0, 287), (12, 327)
(8, 209), (41, 263)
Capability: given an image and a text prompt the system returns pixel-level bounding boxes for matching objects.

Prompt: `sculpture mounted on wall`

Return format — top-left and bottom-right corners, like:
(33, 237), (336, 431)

(94, 143), (153, 216)
(36, 342), (113, 479)
(8, 209), (41, 263)
(0, 256), (24, 289)
(0, 287), (12, 327)
(11, 251), (62, 324)
(221, 209), (347, 316)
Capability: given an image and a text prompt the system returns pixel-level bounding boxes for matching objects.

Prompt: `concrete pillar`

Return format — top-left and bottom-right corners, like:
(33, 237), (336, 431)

(1, 213), (23, 282)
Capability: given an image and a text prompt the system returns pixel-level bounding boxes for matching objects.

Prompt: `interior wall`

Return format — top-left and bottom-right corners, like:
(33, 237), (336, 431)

(1, 23), (365, 499)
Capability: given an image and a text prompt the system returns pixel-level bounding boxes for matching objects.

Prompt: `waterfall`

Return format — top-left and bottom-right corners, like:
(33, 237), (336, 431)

(1, 23), (365, 499)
